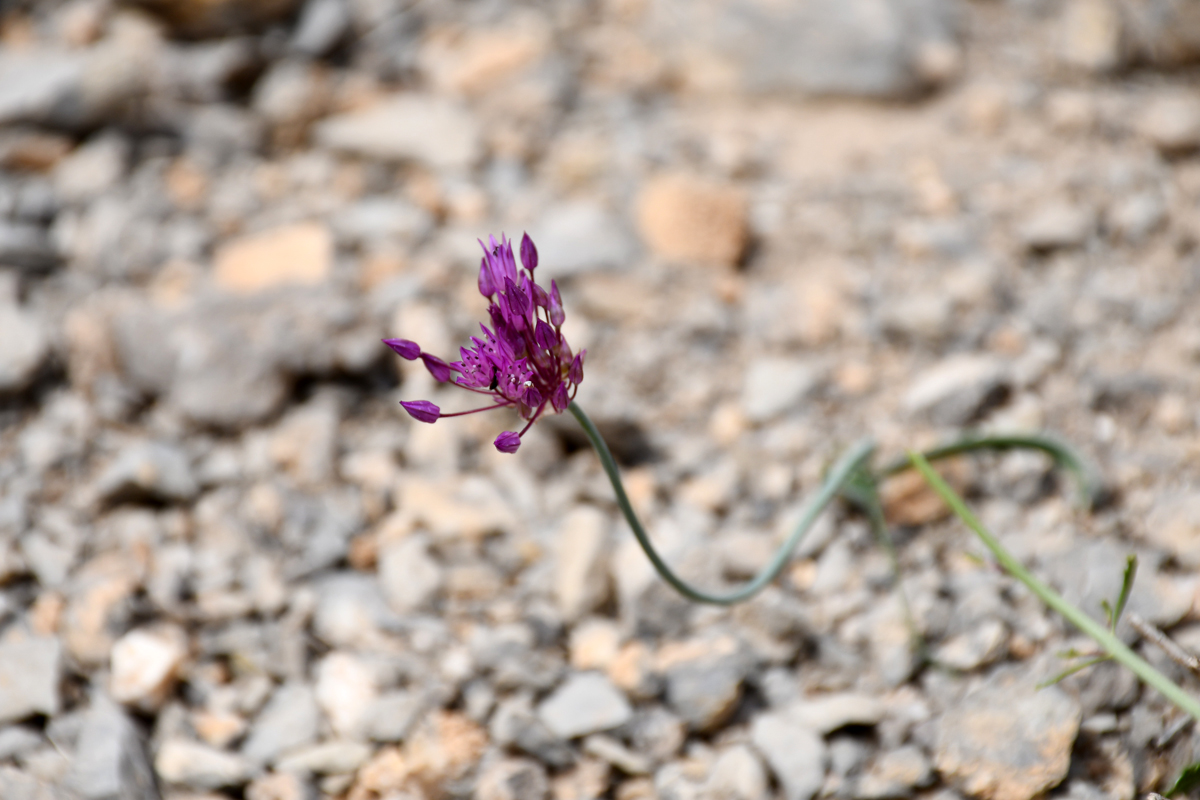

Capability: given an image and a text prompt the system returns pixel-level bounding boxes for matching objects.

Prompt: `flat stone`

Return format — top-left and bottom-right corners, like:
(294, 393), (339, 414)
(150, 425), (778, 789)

(741, 357), (819, 423)
(537, 672), (633, 739)
(490, 695), (575, 768)
(934, 619), (1008, 672)
(292, 0), (351, 56)
(1145, 491), (1200, 568)
(156, 738), (252, 790)
(637, 173), (748, 267)
(0, 304), (49, 393)
(0, 48), (85, 126)
(660, 637), (748, 732)
(751, 711), (827, 800)
(378, 534), (443, 614)
(0, 222), (59, 272)
(707, 744), (768, 800)
(855, 745), (933, 800)
(109, 625), (188, 711)
(1018, 202), (1094, 251)
(0, 638), (60, 724)
(475, 757), (550, 800)
(93, 441), (199, 506)
(241, 683), (320, 766)
(214, 223), (333, 295)
(902, 354), (1007, 425)
(275, 740), (373, 776)
(648, 0), (959, 98)
(554, 506), (611, 622)
(53, 134), (128, 204)
(314, 94), (481, 169)
(246, 771), (314, 800)
(785, 693), (885, 734)
(364, 690), (426, 743)
(529, 201), (638, 278)
(1138, 93), (1200, 156)
(64, 694), (157, 800)
(315, 652), (377, 738)
(1059, 0), (1125, 73)
(312, 572), (400, 647)
(934, 667), (1080, 800)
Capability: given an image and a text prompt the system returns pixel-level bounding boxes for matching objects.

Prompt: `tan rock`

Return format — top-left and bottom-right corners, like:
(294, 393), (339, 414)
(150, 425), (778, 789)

(213, 222), (332, 295)
(636, 174), (748, 266)
(569, 618), (622, 671)
(109, 624), (188, 711)
(880, 457), (971, 526)
(62, 553), (140, 666)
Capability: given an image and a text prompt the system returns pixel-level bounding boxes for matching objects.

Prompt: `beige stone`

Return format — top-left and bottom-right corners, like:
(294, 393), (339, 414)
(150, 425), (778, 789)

(110, 624), (188, 710)
(636, 174), (748, 266)
(213, 222), (332, 294)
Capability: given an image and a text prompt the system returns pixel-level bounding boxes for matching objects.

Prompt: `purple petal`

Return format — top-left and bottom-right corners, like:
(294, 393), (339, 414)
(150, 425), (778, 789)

(569, 351), (585, 385)
(382, 338), (421, 360)
(520, 232), (538, 272)
(494, 431), (521, 454)
(478, 257), (495, 297)
(400, 400), (440, 423)
(420, 353), (452, 382)
(530, 282), (549, 308)
(523, 384), (543, 407)
(551, 383), (570, 412)
(548, 280), (565, 327)
(534, 319), (556, 351)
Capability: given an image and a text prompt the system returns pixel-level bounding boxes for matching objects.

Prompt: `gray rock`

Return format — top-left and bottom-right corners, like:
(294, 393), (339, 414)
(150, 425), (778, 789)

(0, 304), (49, 393)
(855, 745), (933, 800)
(1108, 191), (1166, 243)
(0, 48), (85, 127)
(537, 672), (633, 739)
(156, 738), (251, 790)
(785, 693), (885, 734)
(241, 683), (320, 766)
(378, 534), (443, 614)
(934, 619), (1008, 672)
(933, 668), (1080, 800)
(650, 0), (960, 98)
(332, 198), (432, 247)
(162, 39), (260, 104)
(529, 202), (638, 278)
(475, 757), (550, 800)
(750, 712), (827, 800)
(183, 104), (265, 161)
(53, 134), (129, 204)
(292, 0), (351, 56)
(365, 689), (427, 742)
(0, 638), (60, 724)
(902, 354), (1007, 425)
(490, 694), (575, 768)
(583, 734), (653, 775)
(274, 740), (372, 776)
(706, 745), (768, 800)
(554, 506), (611, 622)
(65, 694), (158, 800)
(663, 642), (748, 732)
(0, 222), (58, 272)
(312, 572), (401, 647)
(0, 727), (42, 761)
(741, 357), (819, 423)
(314, 94), (482, 169)
(93, 442), (199, 506)
(1018, 202), (1094, 251)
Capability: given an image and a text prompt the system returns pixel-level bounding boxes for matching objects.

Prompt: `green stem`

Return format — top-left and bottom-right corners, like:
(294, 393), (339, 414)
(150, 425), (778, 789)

(910, 452), (1200, 722)
(882, 433), (1102, 509)
(568, 401), (876, 605)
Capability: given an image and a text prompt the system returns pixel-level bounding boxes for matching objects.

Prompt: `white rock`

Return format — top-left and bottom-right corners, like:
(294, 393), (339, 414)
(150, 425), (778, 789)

(314, 94), (481, 169)
(537, 672), (632, 739)
(274, 740), (372, 775)
(0, 638), (61, 724)
(902, 354), (1007, 425)
(315, 652), (377, 738)
(554, 506), (611, 622)
(784, 693), (885, 734)
(0, 305), (49, 393)
(530, 201), (637, 278)
(156, 738), (251, 789)
(741, 357), (819, 423)
(378, 534), (443, 613)
(750, 712), (826, 800)
(109, 625), (188, 711)
(1018, 202), (1093, 251)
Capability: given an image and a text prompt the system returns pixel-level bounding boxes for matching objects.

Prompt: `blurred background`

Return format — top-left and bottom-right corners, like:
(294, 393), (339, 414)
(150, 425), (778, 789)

(3, 0), (1200, 798)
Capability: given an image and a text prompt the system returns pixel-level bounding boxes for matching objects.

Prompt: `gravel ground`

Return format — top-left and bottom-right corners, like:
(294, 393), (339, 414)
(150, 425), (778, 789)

(2, 1), (1200, 799)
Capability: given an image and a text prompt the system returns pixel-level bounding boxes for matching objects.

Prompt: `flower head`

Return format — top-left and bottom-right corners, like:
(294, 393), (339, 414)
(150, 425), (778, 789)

(385, 233), (584, 453)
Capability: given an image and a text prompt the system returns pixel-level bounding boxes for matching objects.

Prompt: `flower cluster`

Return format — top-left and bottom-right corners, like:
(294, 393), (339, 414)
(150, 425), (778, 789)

(383, 233), (584, 453)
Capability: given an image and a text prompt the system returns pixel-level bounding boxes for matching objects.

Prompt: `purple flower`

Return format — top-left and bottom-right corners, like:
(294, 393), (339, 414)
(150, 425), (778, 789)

(385, 233), (584, 453)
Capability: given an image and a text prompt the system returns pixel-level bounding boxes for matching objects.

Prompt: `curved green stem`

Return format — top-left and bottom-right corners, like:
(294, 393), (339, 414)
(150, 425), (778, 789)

(880, 433), (1102, 509)
(568, 401), (876, 605)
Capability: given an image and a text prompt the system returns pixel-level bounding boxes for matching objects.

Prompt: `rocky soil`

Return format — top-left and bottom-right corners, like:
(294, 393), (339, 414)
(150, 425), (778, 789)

(3, 0), (1200, 799)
